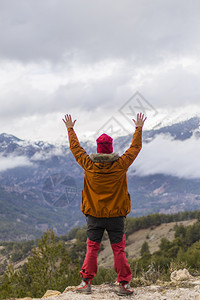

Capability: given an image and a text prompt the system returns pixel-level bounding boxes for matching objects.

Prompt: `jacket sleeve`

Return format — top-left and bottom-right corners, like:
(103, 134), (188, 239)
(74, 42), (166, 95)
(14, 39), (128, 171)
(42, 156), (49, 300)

(118, 127), (142, 170)
(67, 128), (91, 169)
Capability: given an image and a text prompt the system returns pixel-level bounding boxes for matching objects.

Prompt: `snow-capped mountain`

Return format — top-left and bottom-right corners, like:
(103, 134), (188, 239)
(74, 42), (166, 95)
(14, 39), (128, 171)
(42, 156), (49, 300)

(141, 105), (200, 131)
(143, 116), (200, 142)
(0, 115), (199, 157)
(0, 132), (56, 157)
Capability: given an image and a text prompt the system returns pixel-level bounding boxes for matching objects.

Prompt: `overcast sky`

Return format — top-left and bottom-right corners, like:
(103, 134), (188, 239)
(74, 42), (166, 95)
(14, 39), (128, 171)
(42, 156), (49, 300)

(0, 0), (200, 143)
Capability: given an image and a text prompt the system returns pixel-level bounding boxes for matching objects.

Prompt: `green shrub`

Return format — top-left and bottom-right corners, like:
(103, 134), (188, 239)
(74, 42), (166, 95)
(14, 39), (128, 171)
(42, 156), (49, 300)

(92, 267), (116, 285)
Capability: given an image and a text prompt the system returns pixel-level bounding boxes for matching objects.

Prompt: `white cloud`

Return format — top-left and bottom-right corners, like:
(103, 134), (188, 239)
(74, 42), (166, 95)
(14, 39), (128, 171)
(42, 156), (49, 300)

(132, 134), (200, 179)
(0, 155), (33, 172)
(30, 146), (65, 161)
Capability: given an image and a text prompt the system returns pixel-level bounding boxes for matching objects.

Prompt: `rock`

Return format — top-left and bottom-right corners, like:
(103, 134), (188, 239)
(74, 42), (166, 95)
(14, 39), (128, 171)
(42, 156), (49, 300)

(63, 286), (77, 293)
(41, 290), (61, 298)
(170, 268), (192, 282)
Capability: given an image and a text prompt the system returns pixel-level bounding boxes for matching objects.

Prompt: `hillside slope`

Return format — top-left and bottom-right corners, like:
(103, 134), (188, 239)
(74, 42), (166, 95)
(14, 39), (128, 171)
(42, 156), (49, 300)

(98, 219), (197, 268)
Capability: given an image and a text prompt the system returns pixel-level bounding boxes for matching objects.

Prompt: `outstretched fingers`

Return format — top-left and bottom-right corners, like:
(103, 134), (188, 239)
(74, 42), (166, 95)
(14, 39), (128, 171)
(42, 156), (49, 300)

(132, 112), (147, 127)
(62, 114), (76, 128)
(65, 114), (71, 121)
(63, 114), (70, 122)
(138, 112), (145, 120)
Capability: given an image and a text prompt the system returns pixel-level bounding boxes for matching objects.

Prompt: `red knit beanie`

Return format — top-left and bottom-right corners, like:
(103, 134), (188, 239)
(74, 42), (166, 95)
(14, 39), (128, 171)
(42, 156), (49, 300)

(96, 133), (113, 154)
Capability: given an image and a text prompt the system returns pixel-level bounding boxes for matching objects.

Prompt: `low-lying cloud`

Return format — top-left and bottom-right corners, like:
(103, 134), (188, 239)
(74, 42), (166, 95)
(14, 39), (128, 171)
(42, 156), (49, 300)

(132, 134), (200, 179)
(30, 147), (65, 161)
(0, 155), (33, 172)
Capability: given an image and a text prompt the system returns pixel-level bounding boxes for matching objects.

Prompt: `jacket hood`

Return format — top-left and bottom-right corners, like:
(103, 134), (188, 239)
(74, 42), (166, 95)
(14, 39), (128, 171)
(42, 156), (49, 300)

(89, 152), (119, 162)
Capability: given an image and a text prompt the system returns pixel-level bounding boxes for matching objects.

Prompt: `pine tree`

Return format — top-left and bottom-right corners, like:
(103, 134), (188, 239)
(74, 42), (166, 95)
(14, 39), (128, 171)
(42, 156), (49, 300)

(140, 241), (150, 256)
(26, 228), (70, 296)
(0, 229), (80, 299)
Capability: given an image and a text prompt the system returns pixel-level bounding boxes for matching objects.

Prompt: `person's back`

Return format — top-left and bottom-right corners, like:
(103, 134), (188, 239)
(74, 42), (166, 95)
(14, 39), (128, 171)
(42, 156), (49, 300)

(63, 113), (146, 295)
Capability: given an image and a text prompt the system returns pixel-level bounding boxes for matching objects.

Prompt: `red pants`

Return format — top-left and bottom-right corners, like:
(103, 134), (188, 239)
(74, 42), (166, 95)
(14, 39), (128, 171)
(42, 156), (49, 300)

(80, 234), (132, 282)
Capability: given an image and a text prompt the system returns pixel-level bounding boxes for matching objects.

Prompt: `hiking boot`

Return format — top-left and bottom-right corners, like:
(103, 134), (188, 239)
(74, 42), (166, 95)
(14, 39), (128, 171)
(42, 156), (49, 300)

(76, 279), (91, 294)
(116, 282), (133, 296)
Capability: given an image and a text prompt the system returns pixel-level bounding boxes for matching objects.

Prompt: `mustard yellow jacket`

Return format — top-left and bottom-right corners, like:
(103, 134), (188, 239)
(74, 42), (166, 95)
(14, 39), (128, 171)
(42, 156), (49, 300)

(68, 127), (142, 218)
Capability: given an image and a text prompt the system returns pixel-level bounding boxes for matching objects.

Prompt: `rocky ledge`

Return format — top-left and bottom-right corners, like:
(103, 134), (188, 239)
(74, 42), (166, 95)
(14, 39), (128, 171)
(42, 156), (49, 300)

(8, 269), (200, 300)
